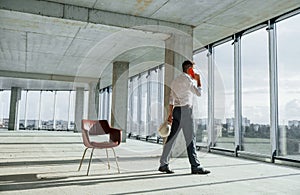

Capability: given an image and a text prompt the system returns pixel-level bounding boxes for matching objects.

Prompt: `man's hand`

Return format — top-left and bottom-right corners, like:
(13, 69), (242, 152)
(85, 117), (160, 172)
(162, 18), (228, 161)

(194, 73), (201, 87)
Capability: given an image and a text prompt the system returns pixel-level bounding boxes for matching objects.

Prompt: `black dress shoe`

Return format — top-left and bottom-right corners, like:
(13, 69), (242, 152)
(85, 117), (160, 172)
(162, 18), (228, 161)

(191, 168), (210, 174)
(158, 166), (174, 174)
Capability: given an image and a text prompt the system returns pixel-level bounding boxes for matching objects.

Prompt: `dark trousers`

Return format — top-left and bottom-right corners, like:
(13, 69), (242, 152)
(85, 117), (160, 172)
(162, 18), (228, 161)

(159, 106), (200, 169)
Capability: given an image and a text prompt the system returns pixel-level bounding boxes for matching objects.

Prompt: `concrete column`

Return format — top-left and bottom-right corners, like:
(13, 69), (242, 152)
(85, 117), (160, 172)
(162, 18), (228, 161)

(111, 61), (129, 142)
(8, 87), (21, 130)
(164, 33), (193, 158)
(88, 81), (99, 120)
(74, 87), (84, 132)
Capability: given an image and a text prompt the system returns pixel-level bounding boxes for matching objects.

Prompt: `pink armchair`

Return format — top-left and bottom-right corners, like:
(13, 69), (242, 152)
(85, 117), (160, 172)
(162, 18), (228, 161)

(78, 119), (122, 175)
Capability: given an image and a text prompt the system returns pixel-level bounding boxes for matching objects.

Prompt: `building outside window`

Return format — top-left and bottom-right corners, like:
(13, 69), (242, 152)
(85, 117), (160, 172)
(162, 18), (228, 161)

(241, 27), (271, 155)
(277, 13), (300, 160)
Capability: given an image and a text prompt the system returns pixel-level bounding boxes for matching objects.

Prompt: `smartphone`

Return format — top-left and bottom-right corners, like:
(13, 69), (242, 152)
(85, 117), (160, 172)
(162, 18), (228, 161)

(187, 67), (195, 79)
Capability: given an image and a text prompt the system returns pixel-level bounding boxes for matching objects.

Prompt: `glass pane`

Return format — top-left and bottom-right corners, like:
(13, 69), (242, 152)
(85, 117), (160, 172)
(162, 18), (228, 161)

(241, 28), (271, 155)
(100, 89), (105, 119)
(18, 91), (27, 130)
(83, 91), (89, 120)
(98, 91), (101, 120)
(101, 89), (106, 119)
(26, 91), (40, 129)
(149, 69), (159, 136)
(127, 80), (133, 134)
(55, 91), (69, 130)
(158, 65), (164, 126)
(214, 41), (235, 150)
(0, 90), (11, 129)
(140, 73), (148, 136)
(40, 91), (55, 130)
(68, 91), (75, 130)
(130, 76), (139, 135)
(193, 50), (209, 147)
(100, 88), (110, 121)
(108, 86), (112, 123)
(277, 13), (300, 160)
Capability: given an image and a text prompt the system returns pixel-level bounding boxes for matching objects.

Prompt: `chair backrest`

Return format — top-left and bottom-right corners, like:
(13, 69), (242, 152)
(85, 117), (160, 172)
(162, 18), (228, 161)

(81, 120), (106, 148)
(81, 119), (122, 147)
(82, 120), (106, 135)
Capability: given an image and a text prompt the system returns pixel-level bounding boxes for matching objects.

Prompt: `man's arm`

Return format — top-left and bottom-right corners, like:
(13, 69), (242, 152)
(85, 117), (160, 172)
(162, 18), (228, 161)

(168, 81), (175, 123)
(190, 74), (202, 96)
(168, 104), (174, 123)
(194, 73), (201, 87)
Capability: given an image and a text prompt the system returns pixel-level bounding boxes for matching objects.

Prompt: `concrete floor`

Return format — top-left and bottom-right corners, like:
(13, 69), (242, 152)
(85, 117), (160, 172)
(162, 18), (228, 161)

(0, 130), (300, 195)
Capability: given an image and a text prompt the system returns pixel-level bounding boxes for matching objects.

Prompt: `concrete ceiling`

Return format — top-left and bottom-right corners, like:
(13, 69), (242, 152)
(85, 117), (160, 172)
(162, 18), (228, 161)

(0, 0), (299, 90)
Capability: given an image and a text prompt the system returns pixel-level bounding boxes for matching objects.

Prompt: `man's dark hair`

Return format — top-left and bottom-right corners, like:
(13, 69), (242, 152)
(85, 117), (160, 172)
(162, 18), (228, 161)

(182, 60), (194, 72)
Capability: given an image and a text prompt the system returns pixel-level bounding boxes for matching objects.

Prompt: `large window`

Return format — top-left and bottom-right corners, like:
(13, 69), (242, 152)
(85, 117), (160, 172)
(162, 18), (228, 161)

(18, 90), (76, 131)
(127, 65), (164, 139)
(193, 50), (209, 146)
(241, 28), (271, 155)
(213, 41), (235, 150)
(277, 13), (300, 160)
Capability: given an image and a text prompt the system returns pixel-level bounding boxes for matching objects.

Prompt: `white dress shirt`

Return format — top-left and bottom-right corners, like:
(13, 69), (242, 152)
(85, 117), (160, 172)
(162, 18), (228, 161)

(169, 73), (202, 107)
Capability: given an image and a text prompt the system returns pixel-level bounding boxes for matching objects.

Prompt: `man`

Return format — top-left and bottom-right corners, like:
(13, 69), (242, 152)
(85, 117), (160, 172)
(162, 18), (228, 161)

(158, 60), (210, 174)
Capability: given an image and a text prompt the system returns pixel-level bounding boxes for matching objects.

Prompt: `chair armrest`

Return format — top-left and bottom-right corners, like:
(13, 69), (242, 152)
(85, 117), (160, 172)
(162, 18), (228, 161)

(109, 128), (122, 145)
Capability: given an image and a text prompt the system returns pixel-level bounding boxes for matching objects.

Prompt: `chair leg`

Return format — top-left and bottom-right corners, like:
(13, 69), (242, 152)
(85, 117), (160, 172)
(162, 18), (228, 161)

(105, 148), (110, 170)
(78, 147), (88, 171)
(87, 148), (94, 176)
(111, 148), (120, 173)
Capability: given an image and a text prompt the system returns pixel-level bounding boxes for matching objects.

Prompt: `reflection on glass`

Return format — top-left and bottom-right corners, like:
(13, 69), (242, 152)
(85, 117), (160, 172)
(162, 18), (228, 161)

(193, 51), (209, 146)
(241, 28), (271, 155)
(214, 41), (235, 150)
(277, 13), (300, 160)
